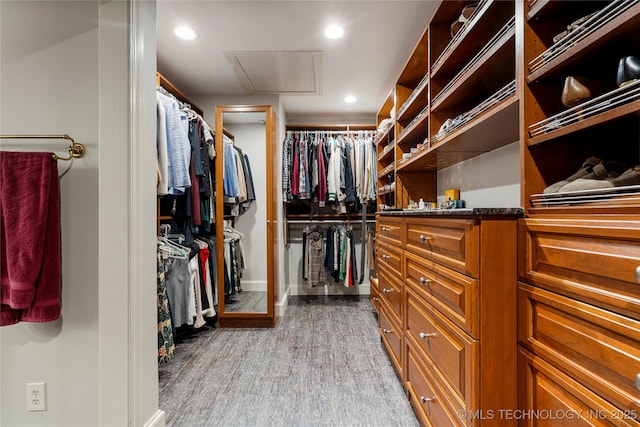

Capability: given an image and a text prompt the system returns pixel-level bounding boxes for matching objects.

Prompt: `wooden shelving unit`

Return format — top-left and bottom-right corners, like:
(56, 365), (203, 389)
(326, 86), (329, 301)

(519, 0), (640, 423)
(374, 1), (640, 426)
(377, 0), (517, 210)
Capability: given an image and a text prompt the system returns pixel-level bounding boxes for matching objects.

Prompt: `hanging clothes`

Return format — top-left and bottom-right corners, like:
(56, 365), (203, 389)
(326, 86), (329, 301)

(156, 91), (192, 195)
(222, 136), (256, 217)
(157, 86), (218, 241)
(305, 226), (326, 287)
(223, 223), (245, 298)
(157, 251), (175, 364)
(319, 224), (358, 286)
(282, 130), (377, 211)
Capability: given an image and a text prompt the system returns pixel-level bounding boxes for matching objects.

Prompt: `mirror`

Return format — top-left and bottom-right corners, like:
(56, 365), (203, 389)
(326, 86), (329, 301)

(214, 105), (277, 327)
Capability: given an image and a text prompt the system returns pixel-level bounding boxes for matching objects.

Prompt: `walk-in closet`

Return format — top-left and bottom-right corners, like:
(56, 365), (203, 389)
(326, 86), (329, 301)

(1, 1), (639, 427)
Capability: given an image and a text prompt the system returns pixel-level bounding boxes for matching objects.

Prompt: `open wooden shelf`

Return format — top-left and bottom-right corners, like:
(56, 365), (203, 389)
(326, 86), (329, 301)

(399, 95), (519, 172)
(527, 3), (640, 83)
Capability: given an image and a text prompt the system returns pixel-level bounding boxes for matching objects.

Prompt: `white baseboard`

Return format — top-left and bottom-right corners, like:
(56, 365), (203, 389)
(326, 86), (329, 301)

(239, 280), (267, 292)
(275, 288), (289, 317)
(144, 410), (165, 427)
(288, 282), (370, 296)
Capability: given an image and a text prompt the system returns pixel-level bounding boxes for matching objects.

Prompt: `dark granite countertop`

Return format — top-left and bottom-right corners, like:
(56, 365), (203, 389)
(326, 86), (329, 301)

(377, 207), (524, 217)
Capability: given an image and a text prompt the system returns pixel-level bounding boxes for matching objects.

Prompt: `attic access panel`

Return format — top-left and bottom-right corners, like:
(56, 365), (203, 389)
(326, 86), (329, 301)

(224, 50), (323, 95)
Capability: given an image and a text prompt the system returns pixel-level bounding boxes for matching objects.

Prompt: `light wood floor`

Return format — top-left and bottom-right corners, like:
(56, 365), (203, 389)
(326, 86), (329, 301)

(159, 296), (419, 426)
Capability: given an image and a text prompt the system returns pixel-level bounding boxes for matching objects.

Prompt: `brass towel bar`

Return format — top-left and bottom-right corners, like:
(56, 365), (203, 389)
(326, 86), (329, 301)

(0, 134), (86, 161)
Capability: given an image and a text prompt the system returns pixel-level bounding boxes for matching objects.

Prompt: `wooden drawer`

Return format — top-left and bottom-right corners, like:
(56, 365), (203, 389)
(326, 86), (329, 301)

(405, 217), (479, 277)
(406, 287), (477, 409)
(378, 216), (402, 244)
(406, 340), (463, 427)
(404, 250), (479, 338)
(519, 283), (640, 415)
(378, 241), (402, 276)
(380, 301), (403, 380)
(370, 282), (380, 314)
(370, 275), (379, 293)
(519, 347), (640, 427)
(519, 218), (640, 319)
(378, 269), (402, 322)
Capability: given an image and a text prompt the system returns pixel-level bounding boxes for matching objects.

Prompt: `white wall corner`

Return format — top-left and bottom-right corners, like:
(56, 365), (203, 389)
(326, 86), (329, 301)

(276, 288), (289, 317)
(128, 0), (159, 426)
(98, 1), (131, 425)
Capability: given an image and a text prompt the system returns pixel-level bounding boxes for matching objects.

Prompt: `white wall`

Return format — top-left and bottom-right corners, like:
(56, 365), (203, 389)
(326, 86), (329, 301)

(0, 2), (101, 425)
(437, 141), (521, 208)
(277, 99), (287, 314)
(0, 2), (160, 426)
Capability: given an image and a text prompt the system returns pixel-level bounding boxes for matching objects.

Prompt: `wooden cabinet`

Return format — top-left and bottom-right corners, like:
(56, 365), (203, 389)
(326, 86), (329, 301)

(518, 0), (640, 422)
(407, 341), (463, 427)
(406, 286), (476, 411)
(376, 215), (405, 381)
(380, 299), (404, 380)
(373, 0), (640, 425)
(519, 283), (640, 416)
(370, 276), (380, 314)
(376, 213), (519, 426)
(518, 217), (640, 320)
(519, 347), (640, 427)
(405, 217), (479, 277)
(405, 250), (478, 337)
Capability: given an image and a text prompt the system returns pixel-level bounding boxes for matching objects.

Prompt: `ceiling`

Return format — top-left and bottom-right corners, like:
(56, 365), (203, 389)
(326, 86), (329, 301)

(156, 0), (439, 123)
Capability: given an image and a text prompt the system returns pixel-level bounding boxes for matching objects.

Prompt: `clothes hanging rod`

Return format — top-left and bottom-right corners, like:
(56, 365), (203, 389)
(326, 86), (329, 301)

(286, 124), (375, 131)
(287, 219), (376, 224)
(0, 134), (86, 161)
(156, 72), (204, 117)
(287, 130), (376, 135)
(223, 127), (235, 140)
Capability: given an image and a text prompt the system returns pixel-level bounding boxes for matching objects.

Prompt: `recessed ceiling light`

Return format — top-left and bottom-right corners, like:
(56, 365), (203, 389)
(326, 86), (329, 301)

(344, 95), (357, 103)
(324, 24), (344, 39)
(175, 26), (197, 40)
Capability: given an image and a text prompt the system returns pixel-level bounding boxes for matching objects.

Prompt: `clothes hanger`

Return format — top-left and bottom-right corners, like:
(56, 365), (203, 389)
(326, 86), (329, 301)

(167, 233), (185, 244)
(157, 237), (188, 259)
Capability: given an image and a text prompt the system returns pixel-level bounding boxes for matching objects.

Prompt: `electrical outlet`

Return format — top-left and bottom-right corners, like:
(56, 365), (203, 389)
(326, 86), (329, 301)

(26, 382), (47, 411)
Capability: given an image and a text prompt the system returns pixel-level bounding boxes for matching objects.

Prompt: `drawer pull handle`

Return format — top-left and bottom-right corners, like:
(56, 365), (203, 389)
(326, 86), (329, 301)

(636, 373), (640, 391)
(419, 277), (431, 286)
(382, 227), (390, 232)
(382, 255), (390, 260)
(372, 297), (379, 302)
(419, 332), (437, 339)
(419, 234), (431, 243)
(382, 328), (393, 334)
(636, 266), (640, 283)
(420, 396), (435, 404)
(382, 288), (393, 294)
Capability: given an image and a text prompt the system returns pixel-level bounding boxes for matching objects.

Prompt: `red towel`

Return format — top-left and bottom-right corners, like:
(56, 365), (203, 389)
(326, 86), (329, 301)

(1, 152), (61, 326)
